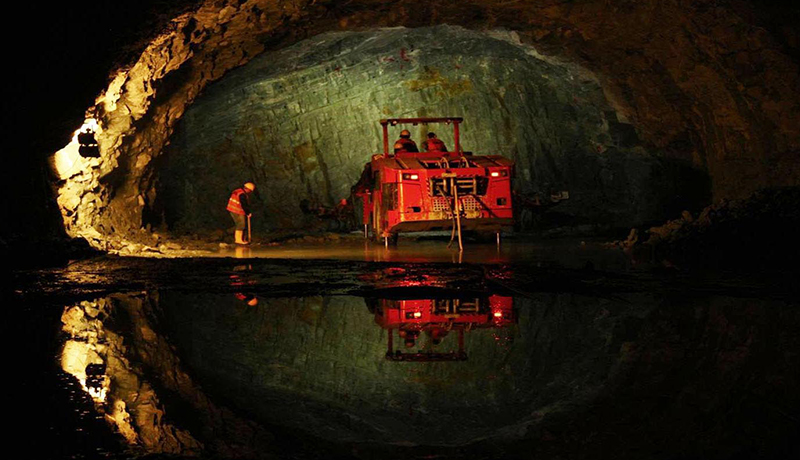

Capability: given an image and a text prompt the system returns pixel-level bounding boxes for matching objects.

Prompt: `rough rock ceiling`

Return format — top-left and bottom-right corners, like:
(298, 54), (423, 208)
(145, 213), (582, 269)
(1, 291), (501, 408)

(48, 0), (800, 247)
(158, 26), (698, 234)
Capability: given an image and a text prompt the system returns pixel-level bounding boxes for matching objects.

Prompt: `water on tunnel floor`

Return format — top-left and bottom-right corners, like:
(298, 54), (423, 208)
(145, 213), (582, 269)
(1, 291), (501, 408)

(215, 237), (632, 271)
(51, 281), (799, 459)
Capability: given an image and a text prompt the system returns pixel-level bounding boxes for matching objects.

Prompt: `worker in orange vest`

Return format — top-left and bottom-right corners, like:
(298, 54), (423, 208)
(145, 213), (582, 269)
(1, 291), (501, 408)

(226, 182), (256, 245)
(422, 132), (447, 152)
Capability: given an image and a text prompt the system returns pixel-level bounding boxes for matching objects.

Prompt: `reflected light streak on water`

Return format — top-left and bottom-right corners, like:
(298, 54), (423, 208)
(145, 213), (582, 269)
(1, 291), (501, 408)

(221, 238), (628, 268)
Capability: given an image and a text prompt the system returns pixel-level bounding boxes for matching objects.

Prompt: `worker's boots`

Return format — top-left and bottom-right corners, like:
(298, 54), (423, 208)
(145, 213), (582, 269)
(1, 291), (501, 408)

(234, 230), (249, 245)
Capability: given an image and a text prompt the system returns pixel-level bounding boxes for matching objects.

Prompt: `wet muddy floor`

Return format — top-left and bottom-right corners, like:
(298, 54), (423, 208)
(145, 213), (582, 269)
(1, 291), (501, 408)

(11, 238), (800, 459)
(213, 237), (630, 266)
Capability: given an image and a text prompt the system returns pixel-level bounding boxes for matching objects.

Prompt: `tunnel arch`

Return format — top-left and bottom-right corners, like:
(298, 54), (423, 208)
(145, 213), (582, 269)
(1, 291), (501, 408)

(50, 0), (800, 248)
(155, 25), (695, 236)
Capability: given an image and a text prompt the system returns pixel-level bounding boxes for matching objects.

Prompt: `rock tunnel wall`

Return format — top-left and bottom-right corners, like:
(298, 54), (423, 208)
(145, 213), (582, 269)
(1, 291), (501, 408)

(49, 0), (800, 244)
(157, 26), (701, 233)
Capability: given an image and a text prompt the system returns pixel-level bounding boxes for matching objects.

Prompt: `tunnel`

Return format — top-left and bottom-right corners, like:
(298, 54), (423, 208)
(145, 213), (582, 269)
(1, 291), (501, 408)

(40, 0), (799, 251)
(54, 286), (799, 459)
(8, 1), (800, 459)
(155, 25), (689, 236)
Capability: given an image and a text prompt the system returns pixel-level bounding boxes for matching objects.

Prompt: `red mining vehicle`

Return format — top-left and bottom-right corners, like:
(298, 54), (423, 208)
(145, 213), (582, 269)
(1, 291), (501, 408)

(352, 118), (514, 245)
(370, 295), (515, 362)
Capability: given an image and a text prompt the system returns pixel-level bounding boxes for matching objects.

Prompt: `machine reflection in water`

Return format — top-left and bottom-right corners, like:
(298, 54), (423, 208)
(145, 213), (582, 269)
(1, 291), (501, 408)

(52, 280), (799, 459)
(368, 294), (515, 361)
(58, 288), (523, 454)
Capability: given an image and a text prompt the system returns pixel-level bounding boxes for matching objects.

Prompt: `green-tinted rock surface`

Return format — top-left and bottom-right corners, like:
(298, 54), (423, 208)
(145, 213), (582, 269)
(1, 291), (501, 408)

(157, 26), (702, 233)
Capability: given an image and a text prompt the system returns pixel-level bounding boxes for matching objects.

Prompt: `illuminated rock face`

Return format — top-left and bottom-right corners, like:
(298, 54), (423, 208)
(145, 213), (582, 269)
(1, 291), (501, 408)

(157, 26), (702, 233)
(50, 0), (800, 244)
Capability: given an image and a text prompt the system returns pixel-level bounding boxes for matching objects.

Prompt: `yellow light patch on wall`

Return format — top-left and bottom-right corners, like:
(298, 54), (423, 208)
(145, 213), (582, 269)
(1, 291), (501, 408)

(52, 143), (82, 180)
(99, 72), (127, 113)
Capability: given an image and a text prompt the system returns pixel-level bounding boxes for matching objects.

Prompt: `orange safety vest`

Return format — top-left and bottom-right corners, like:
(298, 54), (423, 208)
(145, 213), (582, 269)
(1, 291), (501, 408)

(424, 138), (447, 152)
(226, 188), (249, 215)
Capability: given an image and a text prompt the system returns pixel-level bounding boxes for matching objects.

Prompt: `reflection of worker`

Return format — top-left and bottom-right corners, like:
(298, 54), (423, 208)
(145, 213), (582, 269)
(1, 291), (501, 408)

(231, 264), (258, 306)
(393, 129), (418, 154)
(226, 182), (256, 245)
(422, 132), (447, 152)
(234, 293), (259, 306)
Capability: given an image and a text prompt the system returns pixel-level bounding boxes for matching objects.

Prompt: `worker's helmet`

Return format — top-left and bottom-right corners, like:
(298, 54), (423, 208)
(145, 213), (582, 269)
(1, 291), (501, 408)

(427, 132), (437, 138)
(400, 129), (411, 139)
(244, 182), (256, 191)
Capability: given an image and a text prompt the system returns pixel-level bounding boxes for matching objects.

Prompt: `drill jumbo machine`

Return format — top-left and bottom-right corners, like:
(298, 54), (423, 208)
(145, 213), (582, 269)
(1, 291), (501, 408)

(353, 117), (514, 248)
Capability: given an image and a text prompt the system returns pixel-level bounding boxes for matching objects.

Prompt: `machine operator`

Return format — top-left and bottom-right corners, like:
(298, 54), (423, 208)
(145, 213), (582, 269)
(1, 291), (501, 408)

(393, 129), (419, 154)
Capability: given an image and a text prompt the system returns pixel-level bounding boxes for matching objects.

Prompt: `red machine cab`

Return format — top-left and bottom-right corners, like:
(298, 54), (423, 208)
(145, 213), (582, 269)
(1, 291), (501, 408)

(353, 117), (514, 243)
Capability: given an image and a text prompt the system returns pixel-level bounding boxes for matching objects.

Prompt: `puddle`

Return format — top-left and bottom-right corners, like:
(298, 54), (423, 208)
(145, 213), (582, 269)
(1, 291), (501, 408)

(55, 284), (800, 459)
(124, 236), (633, 271)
